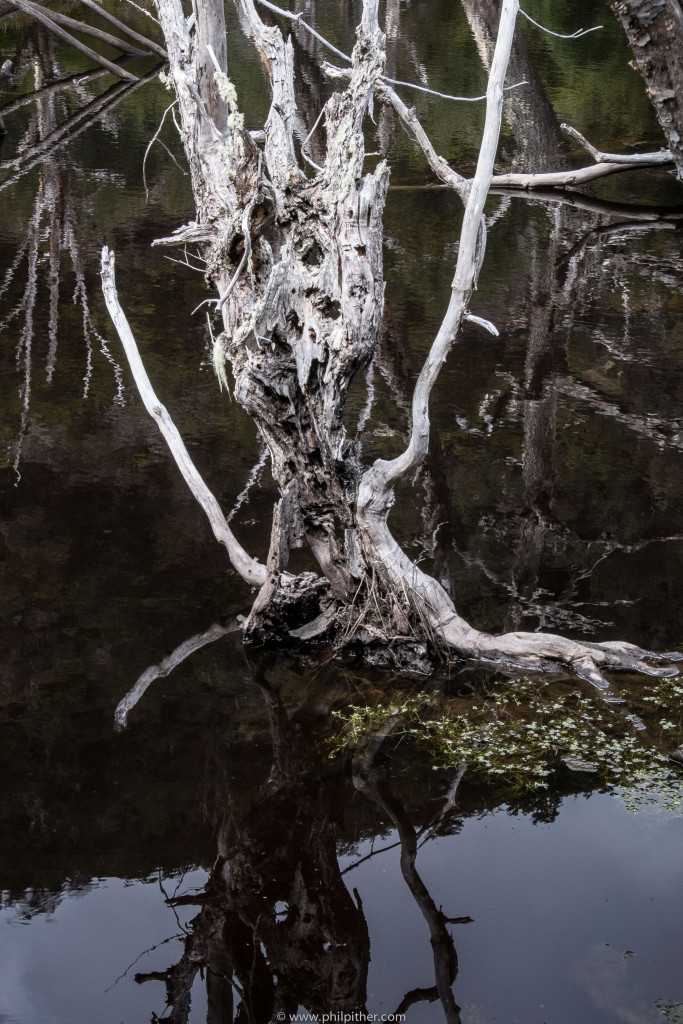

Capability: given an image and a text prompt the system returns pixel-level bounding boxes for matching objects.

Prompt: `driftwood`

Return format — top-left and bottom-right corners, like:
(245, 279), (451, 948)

(101, 0), (682, 693)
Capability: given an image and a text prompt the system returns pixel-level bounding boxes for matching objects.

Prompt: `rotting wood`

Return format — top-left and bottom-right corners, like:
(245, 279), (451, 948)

(101, 0), (682, 688)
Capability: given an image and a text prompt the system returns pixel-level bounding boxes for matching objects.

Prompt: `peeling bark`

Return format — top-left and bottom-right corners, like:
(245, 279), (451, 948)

(102, 0), (682, 690)
(609, 0), (683, 175)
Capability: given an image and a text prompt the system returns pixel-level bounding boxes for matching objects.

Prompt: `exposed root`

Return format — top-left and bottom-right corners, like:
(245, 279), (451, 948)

(446, 626), (682, 697)
(244, 571), (330, 644)
(333, 565), (682, 690)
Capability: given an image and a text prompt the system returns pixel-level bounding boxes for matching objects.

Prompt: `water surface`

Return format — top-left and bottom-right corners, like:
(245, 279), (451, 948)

(1, 0), (683, 1021)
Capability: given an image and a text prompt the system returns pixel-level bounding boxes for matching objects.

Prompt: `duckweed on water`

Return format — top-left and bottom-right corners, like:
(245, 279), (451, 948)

(329, 677), (683, 808)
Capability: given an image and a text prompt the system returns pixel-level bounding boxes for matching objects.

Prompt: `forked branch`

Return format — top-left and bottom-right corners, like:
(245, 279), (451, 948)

(354, 0), (682, 689)
(361, 0), (520, 502)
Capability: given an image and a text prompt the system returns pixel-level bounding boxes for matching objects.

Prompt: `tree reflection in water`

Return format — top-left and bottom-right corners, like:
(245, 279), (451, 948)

(123, 633), (683, 1024)
(133, 657), (476, 1024)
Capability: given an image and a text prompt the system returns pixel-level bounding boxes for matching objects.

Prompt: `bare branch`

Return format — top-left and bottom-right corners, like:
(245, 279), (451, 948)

(362, 0), (519, 496)
(76, 0), (167, 58)
(6, 0), (139, 81)
(100, 246), (267, 588)
(385, 75), (528, 104)
(561, 122), (673, 165)
(374, 79), (469, 199)
(519, 7), (602, 39)
(114, 621), (239, 728)
(264, 0), (523, 105)
(12, 1), (152, 56)
(489, 154), (675, 190)
(256, 0), (350, 63)
(465, 313), (499, 335)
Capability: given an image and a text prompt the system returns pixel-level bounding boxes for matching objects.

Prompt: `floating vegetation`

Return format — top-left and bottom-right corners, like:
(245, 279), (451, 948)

(330, 676), (683, 809)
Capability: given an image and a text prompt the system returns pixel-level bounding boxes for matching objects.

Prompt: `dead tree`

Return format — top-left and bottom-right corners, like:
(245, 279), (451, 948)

(101, 0), (682, 692)
(609, 0), (683, 176)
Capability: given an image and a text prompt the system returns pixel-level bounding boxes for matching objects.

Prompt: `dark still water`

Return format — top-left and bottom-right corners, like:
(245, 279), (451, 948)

(1, 0), (683, 1022)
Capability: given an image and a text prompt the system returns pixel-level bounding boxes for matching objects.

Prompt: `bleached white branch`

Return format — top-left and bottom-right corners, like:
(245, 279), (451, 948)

(362, 0), (519, 498)
(375, 79), (469, 199)
(262, 0), (524, 104)
(561, 122), (673, 165)
(465, 313), (499, 335)
(385, 75), (528, 103)
(100, 246), (267, 587)
(519, 7), (602, 39)
(489, 154), (674, 190)
(256, 0), (350, 62)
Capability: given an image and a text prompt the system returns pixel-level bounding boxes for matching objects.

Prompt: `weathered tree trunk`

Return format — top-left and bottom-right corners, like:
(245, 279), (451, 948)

(102, 0), (682, 692)
(609, 0), (683, 175)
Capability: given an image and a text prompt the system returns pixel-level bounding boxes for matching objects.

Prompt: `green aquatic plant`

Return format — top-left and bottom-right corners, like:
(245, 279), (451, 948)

(330, 676), (683, 807)
(656, 1000), (683, 1023)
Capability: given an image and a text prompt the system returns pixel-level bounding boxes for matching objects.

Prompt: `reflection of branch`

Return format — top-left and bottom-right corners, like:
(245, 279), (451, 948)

(491, 187), (683, 222)
(101, 247), (267, 589)
(418, 762), (467, 845)
(8, 180), (42, 484)
(105, 932), (184, 992)
(394, 984), (440, 1016)
(226, 444), (269, 523)
(556, 374), (683, 451)
(340, 838), (401, 876)
(66, 223), (125, 400)
(115, 621), (240, 729)
(0, 68), (160, 194)
(354, 758), (463, 1024)
(0, 64), (112, 118)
